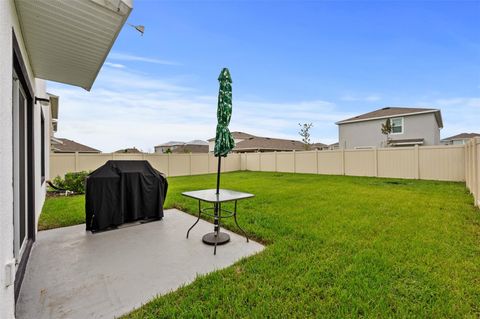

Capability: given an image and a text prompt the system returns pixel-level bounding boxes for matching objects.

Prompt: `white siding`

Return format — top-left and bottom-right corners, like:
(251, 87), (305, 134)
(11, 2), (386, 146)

(1, 1), (49, 317)
(339, 113), (441, 149)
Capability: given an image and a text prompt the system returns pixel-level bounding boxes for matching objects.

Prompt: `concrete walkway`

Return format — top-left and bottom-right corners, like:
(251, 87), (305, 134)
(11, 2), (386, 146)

(16, 209), (264, 319)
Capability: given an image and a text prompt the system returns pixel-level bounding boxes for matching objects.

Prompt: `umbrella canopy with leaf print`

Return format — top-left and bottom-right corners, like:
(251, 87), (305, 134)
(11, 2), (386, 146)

(214, 68), (235, 193)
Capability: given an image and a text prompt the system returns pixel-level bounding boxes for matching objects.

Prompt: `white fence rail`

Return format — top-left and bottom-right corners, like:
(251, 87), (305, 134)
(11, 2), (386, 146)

(242, 145), (465, 182)
(50, 141), (480, 207)
(466, 138), (480, 207)
(50, 153), (241, 179)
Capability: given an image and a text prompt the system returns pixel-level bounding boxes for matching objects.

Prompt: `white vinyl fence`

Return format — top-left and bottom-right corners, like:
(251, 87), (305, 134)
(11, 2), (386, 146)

(50, 153), (241, 179)
(50, 141), (480, 207)
(241, 145), (465, 181)
(466, 138), (480, 207)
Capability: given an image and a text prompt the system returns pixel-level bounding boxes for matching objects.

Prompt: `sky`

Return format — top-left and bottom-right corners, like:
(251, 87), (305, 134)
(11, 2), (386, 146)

(49, 0), (480, 153)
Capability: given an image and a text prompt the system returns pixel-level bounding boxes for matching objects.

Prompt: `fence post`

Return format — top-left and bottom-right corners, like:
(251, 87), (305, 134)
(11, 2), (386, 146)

(258, 152), (261, 171)
(167, 153), (171, 176)
(316, 149), (319, 174)
(374, 148), (378, 177)
(414, 145), (420, 179)
(476, 138), (480, 207)
(341, 148), (345, 175)
(274, 151), (277, 172)
(473, 138), (478, 202)
(74, 152), (79, 172)
(189, 153), (192, 175)
(464, 144), (468, 187)
(293, 150), (296, 173)
(207, 153), (211, 173)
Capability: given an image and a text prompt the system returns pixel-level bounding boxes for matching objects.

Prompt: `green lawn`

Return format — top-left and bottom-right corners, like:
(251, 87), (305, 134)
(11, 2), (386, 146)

(39, 194), (85, 230)
(39, 172), (480, 317)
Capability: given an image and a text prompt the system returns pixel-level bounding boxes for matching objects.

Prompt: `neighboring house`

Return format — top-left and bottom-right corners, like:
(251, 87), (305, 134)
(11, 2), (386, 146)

(207, 131), (256, 152)
(311, 142), (328, 150)
(0, 1), (131, 317)
(155, 140), (209, 154)
(441, 133), (480, 145)
(232, 136), (306, 153)
(51, 138), (101, 153)
(115, 147), (142, 154)
(336, 107), (443, 149)
(328, 142), (340, 150)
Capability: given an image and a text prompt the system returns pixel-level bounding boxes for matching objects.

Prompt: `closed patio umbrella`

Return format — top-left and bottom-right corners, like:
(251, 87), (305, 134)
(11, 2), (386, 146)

(200, 68), (235, 247)
(214, 68), (235, 193)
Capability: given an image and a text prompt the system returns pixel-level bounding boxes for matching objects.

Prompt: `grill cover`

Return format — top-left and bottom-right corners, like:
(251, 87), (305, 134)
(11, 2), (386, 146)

(85, 160), (168, 232)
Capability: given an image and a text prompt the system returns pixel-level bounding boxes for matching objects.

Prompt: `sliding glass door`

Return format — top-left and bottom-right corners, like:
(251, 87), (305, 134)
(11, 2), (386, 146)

(12, 69), (28, 262)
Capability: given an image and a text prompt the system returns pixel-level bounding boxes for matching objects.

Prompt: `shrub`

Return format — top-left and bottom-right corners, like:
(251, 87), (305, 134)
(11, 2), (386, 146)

(52, 171), (90, 194)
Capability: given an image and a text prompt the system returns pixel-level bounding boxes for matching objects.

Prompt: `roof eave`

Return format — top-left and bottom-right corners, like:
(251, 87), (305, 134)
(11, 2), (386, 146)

(15, 0), (133, 91)
(336, 109), (442, 127)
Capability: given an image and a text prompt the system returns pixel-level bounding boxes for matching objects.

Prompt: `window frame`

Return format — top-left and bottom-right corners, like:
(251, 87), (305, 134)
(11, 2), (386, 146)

(390, 117), (404, 135)
(40, 109), (45, 184)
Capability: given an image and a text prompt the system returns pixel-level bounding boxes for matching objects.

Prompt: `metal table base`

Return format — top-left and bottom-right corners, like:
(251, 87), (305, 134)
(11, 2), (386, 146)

(183, 189), (253, 255)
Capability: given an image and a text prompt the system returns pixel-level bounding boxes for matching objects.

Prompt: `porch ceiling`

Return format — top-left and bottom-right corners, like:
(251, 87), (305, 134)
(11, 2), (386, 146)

(14, 0), (132, 91)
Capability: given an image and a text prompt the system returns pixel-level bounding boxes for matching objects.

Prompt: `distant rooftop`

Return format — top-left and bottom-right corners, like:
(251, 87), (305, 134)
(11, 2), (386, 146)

(156, 141), (186, 147)
(336, 107), (443, 128)
(51, 138), (100, 153)
(156, 140), (208, 147)
(234, 136), (305, 152)
(207, 131), (256, 142)
(442, 133), (480, 141)
(115, 147), (142, 154)
(187, 140), (208, 145)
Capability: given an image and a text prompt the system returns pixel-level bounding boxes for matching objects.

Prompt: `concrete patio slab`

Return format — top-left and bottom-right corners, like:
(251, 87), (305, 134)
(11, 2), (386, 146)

(16, 209), (264, 319)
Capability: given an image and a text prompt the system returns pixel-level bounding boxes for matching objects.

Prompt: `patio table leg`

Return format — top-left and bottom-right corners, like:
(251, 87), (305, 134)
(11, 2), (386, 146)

(186, 200), (202, 239)
(214, 202), (220, 255)
(233, 200), (249, 242)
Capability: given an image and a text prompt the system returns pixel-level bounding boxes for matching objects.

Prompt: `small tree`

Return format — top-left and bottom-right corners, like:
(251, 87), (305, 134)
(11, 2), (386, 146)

(298, 123), (313, 150)
(381, 119), (392, 147)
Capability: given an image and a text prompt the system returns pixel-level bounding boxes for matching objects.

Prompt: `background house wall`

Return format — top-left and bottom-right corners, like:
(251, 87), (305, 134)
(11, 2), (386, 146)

(339, 113), (440, 149)
(1, 1), (50, 317)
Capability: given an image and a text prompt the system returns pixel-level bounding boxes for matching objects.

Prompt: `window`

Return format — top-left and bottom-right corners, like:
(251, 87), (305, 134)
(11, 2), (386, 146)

(41, 110), (45, 184)
(391, 117), (404, 134)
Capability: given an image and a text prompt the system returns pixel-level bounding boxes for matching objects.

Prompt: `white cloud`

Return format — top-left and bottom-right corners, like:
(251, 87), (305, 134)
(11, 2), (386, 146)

(104, 62), (126, 69)
(435, 97), (480, 108)
(413, 97), (480, 138)
(48, 68), (348, 152)
(108, 52), (180, 66)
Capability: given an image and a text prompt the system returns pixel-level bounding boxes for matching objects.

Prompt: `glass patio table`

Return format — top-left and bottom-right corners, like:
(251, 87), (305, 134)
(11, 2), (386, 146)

(182, 189), (254, 255)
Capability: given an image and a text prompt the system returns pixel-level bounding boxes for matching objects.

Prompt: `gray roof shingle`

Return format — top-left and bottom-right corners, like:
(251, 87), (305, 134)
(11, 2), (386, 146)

(51, 138), (101, 153)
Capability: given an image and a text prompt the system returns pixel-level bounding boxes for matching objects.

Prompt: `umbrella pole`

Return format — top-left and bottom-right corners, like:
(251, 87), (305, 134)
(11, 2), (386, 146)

(216, 156), (221, 194)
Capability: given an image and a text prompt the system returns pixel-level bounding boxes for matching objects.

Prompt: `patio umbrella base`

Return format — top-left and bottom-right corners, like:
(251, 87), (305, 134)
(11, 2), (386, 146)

(202, 232), (230, 245)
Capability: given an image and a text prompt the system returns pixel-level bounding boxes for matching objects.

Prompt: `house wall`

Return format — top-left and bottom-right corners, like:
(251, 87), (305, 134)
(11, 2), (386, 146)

(339, 113), (441, 149)
(1, 1), (49, 317)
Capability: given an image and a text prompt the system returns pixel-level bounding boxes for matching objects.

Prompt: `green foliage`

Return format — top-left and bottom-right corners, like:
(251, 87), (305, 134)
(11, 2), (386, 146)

(298, 122), (313, 150)
(381, 118), (392, 135)
(381, 119), (393, 146)
(39, 195), (85, 230)
(52, 171), (89, 193)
